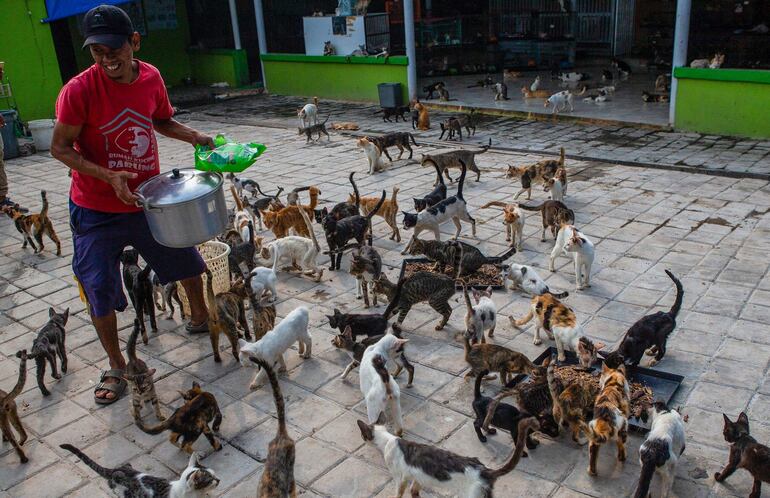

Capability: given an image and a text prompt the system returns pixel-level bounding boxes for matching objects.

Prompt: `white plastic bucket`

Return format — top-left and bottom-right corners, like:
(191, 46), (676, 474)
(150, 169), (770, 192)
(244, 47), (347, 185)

(28, 119), (56, 151)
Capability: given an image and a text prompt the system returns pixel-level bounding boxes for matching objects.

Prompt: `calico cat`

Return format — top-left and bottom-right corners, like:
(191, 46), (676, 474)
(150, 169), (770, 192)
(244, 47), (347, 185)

(298, 115), (330, 143)
(549, 224), (595, 290)
(642, 91), (669, 103)
(204, 268), (240, 363)
(349, 245), (382, 308)
(402, 161), (476, 255)
(463, 283), (497, 344)
(333, 325), (414, 385)
(520, 86), (550, 98)
(120, 249), (157, 344)
(350, 186), (401, 242)
(61, 445), (219, 498)
(494, 82), (510, 100)
(633, 402), (686, 498)
(544, 167), (568, 202)
(365, 132), (418, 161)
(381, 270), (456, 330)
(423, 81), (446, 99)
(421, 141), (490, 184)
(249, 294), (277, 342)
(126, 319), (164, 422)
(1, 350), (28, 463)
(30, 307), (69, 396)
(506, 148), (565, 200)
(136, 381), (223, 453)
(615, 270), (683, 367)
(260, 186), (320, 238)
(357, 416), (537, 497)
(248, 358), (297, 498)
(1, 190), (61, 256)
(481, 201), (524, 249)
(715, 412), (770, 498)
(231, 185), (254, 243)
(326, 307), (388, 339)
(547, 356), (597, 445)
(463, 331), (536, 385)
(374, 105), (411, 122)
(587, 362), (630, 476)
(413, 162), (447, 212)
(519, 199), (575, 241)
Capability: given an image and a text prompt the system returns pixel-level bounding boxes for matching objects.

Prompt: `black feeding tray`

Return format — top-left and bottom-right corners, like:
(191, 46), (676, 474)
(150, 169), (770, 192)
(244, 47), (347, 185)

(398, 256), (510, 291)
(510, 347), (684, 432)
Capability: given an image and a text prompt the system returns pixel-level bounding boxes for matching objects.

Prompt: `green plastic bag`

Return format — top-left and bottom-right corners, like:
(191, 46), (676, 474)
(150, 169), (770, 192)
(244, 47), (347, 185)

(194, 134), (266, 173)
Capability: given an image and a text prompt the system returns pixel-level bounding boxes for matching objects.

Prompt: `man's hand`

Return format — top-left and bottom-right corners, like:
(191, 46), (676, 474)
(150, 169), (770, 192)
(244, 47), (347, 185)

(0, 114), (5, 128)
(107, 171), (139, 205)
(192, 132), (215, 149)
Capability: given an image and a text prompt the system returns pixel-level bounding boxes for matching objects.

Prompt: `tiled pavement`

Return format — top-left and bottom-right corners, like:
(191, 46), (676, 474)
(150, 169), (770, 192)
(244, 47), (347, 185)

(1, 104), (770, 497)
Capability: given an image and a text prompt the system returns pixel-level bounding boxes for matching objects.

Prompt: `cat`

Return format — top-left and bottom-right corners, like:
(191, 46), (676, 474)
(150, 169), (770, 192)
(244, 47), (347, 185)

(411, 107), (420, 130)
(545, 91), (574, 114)
(633, 402), (686, 498)
(468, 74), (494, 87)
(642, 90), (670, 103)
(358, 136), (386, 175)
(323, 40), (334, 55)
(546, 355), (597, 445)
(162, 281), (185, 320)
(408, 238), (516, 277)
(373, 105), (411, 123)
(30, 307), (69, 396)
(463, 330), (536, 385)
(530, 75), (541, 91)
(655, 74), (670, 93)
(297, 96), (319, 127)
(326, 308), (389, 339)
(503, 263), (569, 297)
(439, 118), (463, 141)
(1, 190), (61, 256)
(420, 140), (489, 184)
(285, 186), (311, 206)
(555, 71), (589, 82)
(216, 276), (253, 341)
(238, 306), (312, 390)
(260, 186), (320, 238)
(582, 92), (608, 103)
(506, 147), (564, 200)
(521, 86), (551, 98)
(126, 319), (164, 422)
(413, 162), (447, 211)
(611, 57), (632, 76)
(1, 350), (28, 463)
(381, 270), (456, 330)
(359, 334), (409, 435)
(247, 358), (297, 498)
(228, 221), (257, 277)
(519, 199), (575, 241)
(423, 81), (446, 99)
(249, 294), (277, 343)
(350, 245), (382, 308)
(413, 101), (430, 130)
(365, 132), (418, 161)
(548, 224), (595, 290)
(463, 283), (497, 344)
(437, 84), (451, 101)
(330, 121), (360, 130)
(204, 269), (240, 363)
(494, 82), (510, 100)
(691, 52), (725, 69)
(61, 445), (220, 497)
(260, 226), (324, 283)
(401, 161), (476, 254)
(231, 185), (254, 242)
(715, 412), (770, 498)
(615, 270), (683, 367)
(543, 167), (568, 202)
(136, 381), (223, 453)
(512, 293), (604, 367)
(298, 116), (330, 143)
(121, 249), (158, 343)
(602, 69), (614, 81)
(247, 266), (278, 303)
(587, 362), (630, 476)
(357, 415), (536, 498)
(323, 184), (385, 271)
(227, 172), (259, 198)
(315, 203), (358, 225)
(481, 201), (524, 249)
(243, 186), (283, 234)
(333, 325), (414, 386)
(350, 185), (401, 242)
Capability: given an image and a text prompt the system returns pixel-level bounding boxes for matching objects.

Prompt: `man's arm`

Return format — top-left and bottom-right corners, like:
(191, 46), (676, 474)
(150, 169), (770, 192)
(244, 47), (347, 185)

(153, 118), (214, 148)
(50, 121), (139, 204)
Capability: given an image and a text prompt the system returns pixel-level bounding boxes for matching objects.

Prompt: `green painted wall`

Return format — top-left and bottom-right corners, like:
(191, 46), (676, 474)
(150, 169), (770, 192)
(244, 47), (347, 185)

(0, 1), (63, 120)
(261, 54), (409, 103)
(674, 68), (770, 139)
(190, 49), (249, 87)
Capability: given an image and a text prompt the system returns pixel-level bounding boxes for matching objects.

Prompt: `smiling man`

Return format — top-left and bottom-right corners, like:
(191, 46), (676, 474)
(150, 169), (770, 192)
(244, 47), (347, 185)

(51, 4), (214, 404)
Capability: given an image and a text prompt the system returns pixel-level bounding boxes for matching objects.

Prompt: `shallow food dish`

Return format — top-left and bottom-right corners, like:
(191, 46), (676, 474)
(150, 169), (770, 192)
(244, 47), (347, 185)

(399, 257), (509, 289)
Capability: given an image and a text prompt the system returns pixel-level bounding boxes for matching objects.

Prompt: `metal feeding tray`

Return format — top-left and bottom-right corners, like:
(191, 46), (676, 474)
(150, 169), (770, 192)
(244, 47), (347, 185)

(398, 256), (510, 290)
(513, 347), (684, 432)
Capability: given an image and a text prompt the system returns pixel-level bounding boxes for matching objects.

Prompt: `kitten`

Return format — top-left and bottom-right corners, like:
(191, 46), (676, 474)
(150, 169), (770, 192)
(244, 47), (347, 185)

(543, 167), (568, 202)
(503, 263), (569, 297)
(545, 91), (574, 114)
(401, 161), (476, 255)
(546, 356), (597, 445)
(1, 350), (28, 463)
(481, 201), (524, 249)
(350, 186), (401, 242)
(333, 325), (415, 385)
(125, 319), (164, 422)
(359, 334), (409, 435)
(519, 199), (575, 241)
(413, 101), (430, 130)
(238, 307), (312, 390)
(611, 57), (632, 76)
(374, 105), (411, 123)
(350, 245), (382, 308)
(587, 362), (630, 476)
(248, 358), (297, 498)
(297, 97), (319, 127)
(323, 185), (385, 270)
(357, 416), (536, 497)
(413, 162), (447, 211)
(548, 224), (595, 290)
(512, 293), (604, 367)
(298, 116), (330, 143)
(204, 269), (240, 363)
(420, 141), (489, 184)
(463, 283), (497, 344)
(61, 445), (220, 497)
(326, 307), (389, 339)
(494, 82), (510, 100)
(642, 91), (669, 103)
(247, 266), (278, 303)
(260, 186), (320, 238)
(521, 86), (551, 98)
(633, 402), (686, 498)
(506, 148), (564, 200)
(463, 330), (536, 385)
(136, 381), (223, 453)
(120, 249), (158, 343)
(423, 81), (446, 99)
(715, 412), (770, 498)
(382, 270), (456, 330)
(357, 136), (386, 175)
(615, 270), (683, 367)
(0, 190), (61, 256)
(30, 307), (69, 396)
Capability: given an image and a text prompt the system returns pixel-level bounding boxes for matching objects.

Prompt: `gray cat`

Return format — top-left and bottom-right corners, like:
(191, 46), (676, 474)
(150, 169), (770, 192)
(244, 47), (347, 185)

(420, 139), (490, 184)
(378, 271), (456, 330)
(349, 245), (382, 308)
(298, 116), (331, 143)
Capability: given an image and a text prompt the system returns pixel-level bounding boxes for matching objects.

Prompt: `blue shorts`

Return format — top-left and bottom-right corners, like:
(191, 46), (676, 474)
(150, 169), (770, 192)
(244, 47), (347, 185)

(70, 201), (205, 318)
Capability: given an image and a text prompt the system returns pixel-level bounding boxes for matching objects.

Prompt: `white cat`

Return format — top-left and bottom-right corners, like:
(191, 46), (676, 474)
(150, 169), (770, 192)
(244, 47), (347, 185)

(360, 334), (408, 436)
(545, 91), (574, 114)
(247, 266), (278, 302)
(463, 284), (496, 344)
(230, 186), (253, 242)
(298, 97), (319, 128)
(357, 137), (385, 174)
(549, 224), (594, 290)
(261, 236), (323, 282)
(597, 85), (615, 95)
(503, 263), (569, 298)
(544, 168), (567, 202)
(633, 402), (686, 498)
(238, 306), (311, 390)
(170, 452), (221, 497)
(530, 75), (541, 92)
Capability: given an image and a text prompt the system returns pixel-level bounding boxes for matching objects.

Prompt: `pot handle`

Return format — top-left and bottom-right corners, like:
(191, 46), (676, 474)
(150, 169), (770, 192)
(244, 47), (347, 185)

(135, 193), (162, 212)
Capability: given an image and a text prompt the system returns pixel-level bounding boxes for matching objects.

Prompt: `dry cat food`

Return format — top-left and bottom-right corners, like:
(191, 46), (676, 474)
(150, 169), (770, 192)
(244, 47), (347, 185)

(403, 261), (504, 287)
(555, 365), (655, 416)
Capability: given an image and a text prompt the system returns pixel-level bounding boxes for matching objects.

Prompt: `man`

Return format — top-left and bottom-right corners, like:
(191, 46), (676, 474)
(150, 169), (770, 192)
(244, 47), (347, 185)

(0, 62), (21, 208)
(51, 5), (213, 404)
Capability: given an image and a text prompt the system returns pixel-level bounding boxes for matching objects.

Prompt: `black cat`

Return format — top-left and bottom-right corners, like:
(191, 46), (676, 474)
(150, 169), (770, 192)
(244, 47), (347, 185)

(120, 248), (158, 344)
(326, 308), (388, 339)
(30, 308), (69, 396)
(374, 106), (410, 123)
(413, 161), (447, 212)
(423, 81), (446, 99)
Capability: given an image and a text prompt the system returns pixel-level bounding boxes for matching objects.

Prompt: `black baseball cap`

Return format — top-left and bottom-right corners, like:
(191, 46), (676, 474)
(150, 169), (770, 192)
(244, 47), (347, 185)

(81, 4), (135, 49)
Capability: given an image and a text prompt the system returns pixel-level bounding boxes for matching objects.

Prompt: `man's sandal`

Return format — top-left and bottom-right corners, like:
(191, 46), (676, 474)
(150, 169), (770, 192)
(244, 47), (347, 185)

(94, 369), (127, 405)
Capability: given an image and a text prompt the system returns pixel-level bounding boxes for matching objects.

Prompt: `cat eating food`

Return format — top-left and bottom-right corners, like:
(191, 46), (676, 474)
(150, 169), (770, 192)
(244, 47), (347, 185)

(547, 354), (597, 445)
(587, 362), (631, 476)
(1, 190), (61, 256)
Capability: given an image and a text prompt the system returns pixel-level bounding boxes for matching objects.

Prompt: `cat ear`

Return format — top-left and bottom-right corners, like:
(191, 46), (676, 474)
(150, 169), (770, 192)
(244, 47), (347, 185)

(601, 362), (610, 373)
(146, 368), (156, 377)
(520, 266), (527, 275)
(343, 326), (353, 339)
(238, 338), (248, 349)
(485, 286), (493, 295)
(192, 381), (201, 391)
(188, 452), (199, 469)
(49, 307), (56, 318)
(737, 412), (749, 426)
(723, 413), (732, 426)
(594, 341), (605, 351)
(357, 420), (375, 441)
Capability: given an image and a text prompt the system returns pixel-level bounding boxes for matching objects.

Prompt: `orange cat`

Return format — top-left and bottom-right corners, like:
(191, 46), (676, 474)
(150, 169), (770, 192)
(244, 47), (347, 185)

(413, 101), (430, 130)
(587, 362), (630, 476)
(348, 186), (401, 242)
(260, 186), (320, 238)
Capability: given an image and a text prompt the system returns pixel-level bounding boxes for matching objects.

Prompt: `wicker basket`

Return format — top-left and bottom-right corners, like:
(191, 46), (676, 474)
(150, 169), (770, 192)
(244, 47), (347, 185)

(177, 240), (231, 317)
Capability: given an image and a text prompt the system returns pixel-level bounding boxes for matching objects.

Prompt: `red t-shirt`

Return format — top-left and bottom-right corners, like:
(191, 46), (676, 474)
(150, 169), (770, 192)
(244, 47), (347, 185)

(56, 60), (174, 213)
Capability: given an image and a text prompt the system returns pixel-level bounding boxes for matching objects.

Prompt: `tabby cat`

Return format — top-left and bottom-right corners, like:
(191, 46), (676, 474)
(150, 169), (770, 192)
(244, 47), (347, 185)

(250, 294), (277, 342)
(407, 239), (516, 277)
(421, 141), (490, 184)
(125, 319), (164, 422)
(1, 350), (28, 463)
(349, 245), (382, 308)
(365, 132), (418, 161)
(463, 331), (536, 385)
(298, 115), (330, 143)
(380, 271), (455, 330)
(519, 200), (575, 241)
(1, 190), (61, 256)
(546, 355), (597, 445)
(215, 276), (253, 341)
(204, 269), (239, 363)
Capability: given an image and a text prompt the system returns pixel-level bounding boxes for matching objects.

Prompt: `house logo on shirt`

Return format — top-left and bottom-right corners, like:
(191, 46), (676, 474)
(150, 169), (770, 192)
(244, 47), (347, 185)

(100, 108), (156, 171)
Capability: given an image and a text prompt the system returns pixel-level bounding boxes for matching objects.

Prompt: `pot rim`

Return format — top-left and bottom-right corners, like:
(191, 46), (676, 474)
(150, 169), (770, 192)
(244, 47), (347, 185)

(136, 169), (224, 208)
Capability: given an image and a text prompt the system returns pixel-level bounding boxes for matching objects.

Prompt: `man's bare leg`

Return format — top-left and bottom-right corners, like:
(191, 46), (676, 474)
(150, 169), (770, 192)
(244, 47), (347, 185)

(92, 312), (126, 400)
(180, 275), (208, 326)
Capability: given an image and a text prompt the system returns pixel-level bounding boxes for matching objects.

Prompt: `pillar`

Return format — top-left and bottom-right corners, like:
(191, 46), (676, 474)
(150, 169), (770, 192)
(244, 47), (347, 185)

(403, 0), (417, 101)
(253, 0), (268, 88)
(669, 0), (691, 125)
(228, 0), (242, 50)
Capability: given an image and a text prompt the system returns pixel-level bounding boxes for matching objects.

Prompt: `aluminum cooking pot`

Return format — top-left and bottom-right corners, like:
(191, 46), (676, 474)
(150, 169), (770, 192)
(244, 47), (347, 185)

(135, 168), (227, 248)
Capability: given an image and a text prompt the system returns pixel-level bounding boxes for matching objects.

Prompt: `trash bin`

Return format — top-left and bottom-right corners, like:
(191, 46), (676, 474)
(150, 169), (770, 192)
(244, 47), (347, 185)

(28, 119), (55, 152)
(377, 82), (403, 108)
(0, 110), (19, 159)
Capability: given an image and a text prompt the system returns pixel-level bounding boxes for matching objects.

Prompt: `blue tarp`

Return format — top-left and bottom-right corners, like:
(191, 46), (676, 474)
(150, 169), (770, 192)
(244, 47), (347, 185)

(42, 0), (131, 23)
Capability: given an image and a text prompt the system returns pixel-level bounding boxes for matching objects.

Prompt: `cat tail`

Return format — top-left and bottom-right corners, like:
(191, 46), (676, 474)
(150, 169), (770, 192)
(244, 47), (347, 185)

(497, 246), (517, 262)
(519, 202), (546, 212)
(383, 278), (405, 320)
(484, 417), (539, 482)
(477, 138), (492, 154)
(135, 414), (174, 434)
(204, 268), (220, 321)
(372, 354), (393, 399)
(313, 96), (319, 107)
(366, 190), (387, 221)
(126, 319), (141, 363)
(559, 147), (565, 167)
(462, 281), (473, 314)
(39, 191), (50, 222)
(139, 264), (152, 281)
(456, 159), (468, 200)
(409, 133), (418, 146)
(430, 159), (445, 187)
(349, 172), (360, 210)
(665, 270), (683, 319)
(390, 186), (399, 205)
(633, 445), (668, 498)
(3, 350), (27, 402)
(296, 204), (320, 253)
(372, 109), (384, 115)
(60, 444), (115, 479)
(546, 354), (562, 403)
(548, 289), (570, 299)
(474, 369), (489, 400)
(248, 357), (288, 436)
(231, 186), (245, 212)
(480, 201), (509, 210)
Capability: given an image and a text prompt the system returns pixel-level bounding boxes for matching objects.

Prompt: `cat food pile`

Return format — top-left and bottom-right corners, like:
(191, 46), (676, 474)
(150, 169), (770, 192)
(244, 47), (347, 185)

(403, 261), (504, 286)
(555, 365), (655, 416)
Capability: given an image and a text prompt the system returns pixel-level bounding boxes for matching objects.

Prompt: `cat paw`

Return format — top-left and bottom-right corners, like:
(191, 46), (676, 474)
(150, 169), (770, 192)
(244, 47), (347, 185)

(714, 472), (724, 482)
(20, 455), (29, 464)
(533, 339), (542, 345)
(558, 354), (567, 362)
(406, 383), (413, 388)
(647, 359), (659, 367)
(587, 467), (597, 476)
(52, 373), (62, 380)
(487, 427), (497, 435)
(213, 355), (222, 363)
(478, 435), (488, 443)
